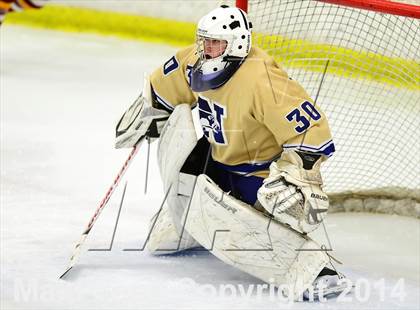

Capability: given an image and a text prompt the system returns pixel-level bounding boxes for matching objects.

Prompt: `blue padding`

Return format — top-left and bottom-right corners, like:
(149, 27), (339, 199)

(214, 170), (264, 205)
(213, 160), (272, 174)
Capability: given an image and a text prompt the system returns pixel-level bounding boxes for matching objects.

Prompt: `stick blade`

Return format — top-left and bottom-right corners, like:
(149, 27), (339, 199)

(59, 266), (73, 280)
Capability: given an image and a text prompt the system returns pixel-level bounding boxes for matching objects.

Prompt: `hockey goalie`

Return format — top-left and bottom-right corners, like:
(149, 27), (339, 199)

(115, 5), (349, 301)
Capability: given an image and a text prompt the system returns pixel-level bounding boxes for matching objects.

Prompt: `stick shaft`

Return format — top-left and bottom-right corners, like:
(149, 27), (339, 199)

(60, 145), (140, 278)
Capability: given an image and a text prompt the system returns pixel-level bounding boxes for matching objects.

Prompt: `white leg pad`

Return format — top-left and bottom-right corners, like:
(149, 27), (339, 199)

(147, 104), (200, 254)
(147, 202), (200, 255)
(184, 174), (329, 300)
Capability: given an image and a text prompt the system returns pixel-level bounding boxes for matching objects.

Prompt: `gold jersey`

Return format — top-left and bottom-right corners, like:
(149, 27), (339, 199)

(150, 45), (334, 177)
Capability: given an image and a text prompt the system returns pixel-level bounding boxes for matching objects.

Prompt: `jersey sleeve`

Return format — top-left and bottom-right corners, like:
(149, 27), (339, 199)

(149, 45), (198, 111)
(254, 66), (335, 157)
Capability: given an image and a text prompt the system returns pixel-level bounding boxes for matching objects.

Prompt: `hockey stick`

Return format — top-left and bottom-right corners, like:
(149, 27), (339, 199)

(59, 145), (140, 279)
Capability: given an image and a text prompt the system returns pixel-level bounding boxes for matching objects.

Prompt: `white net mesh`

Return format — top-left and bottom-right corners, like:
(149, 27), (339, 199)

(245, 0), (420, 216)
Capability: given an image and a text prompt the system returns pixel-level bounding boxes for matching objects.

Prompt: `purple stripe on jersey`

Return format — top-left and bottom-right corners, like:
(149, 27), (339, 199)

(283, 140), (335, 157)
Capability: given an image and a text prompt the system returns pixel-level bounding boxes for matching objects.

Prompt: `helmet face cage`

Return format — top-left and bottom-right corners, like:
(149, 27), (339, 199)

(196, 34), (234, 72)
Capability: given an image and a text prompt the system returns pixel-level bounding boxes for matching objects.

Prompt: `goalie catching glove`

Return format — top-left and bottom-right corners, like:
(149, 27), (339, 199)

(115, 75), (170, 148)
(257, 149), (329, 234)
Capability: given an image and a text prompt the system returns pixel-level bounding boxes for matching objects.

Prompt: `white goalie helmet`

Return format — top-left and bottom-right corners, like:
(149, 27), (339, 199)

(191, 5), (252, 92)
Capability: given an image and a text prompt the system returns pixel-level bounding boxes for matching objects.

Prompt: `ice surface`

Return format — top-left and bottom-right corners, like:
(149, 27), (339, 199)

(1, 26), (419, 309)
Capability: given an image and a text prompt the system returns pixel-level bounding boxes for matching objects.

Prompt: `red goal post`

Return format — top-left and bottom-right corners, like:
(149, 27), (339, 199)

(234, 0), (420, 217)
(237, 0), (420, 17)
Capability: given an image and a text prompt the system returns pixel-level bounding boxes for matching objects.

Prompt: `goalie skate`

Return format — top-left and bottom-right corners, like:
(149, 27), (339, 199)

(303, 269), (352, 301)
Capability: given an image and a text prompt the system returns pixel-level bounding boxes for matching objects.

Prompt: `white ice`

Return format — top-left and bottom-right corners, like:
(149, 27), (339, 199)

(1, 26), (419, 309)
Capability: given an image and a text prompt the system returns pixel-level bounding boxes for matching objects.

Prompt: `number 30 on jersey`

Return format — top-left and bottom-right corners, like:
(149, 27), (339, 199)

(285, 101), (322, 133)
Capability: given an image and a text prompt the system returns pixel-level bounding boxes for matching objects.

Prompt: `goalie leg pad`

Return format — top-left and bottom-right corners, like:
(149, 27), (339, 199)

(147, 202), (200, 255)
(184, 174), (329, 300)
(157, 104), (198, 236)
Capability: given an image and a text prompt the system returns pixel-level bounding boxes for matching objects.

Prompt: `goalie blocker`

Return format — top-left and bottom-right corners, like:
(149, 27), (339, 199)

(115, 75), (170, 149)
(146, 104), (335, 300)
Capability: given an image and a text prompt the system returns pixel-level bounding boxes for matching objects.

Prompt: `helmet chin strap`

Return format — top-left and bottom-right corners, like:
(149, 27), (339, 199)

(190, 56), (246, 92)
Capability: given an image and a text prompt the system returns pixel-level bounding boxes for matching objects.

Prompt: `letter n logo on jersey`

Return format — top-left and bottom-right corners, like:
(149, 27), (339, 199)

(198, 96), (227, 145)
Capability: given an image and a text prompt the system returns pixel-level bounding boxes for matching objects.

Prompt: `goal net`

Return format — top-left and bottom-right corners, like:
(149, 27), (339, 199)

(236, 0), (420, 216)
(11, 0), (417, 216)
